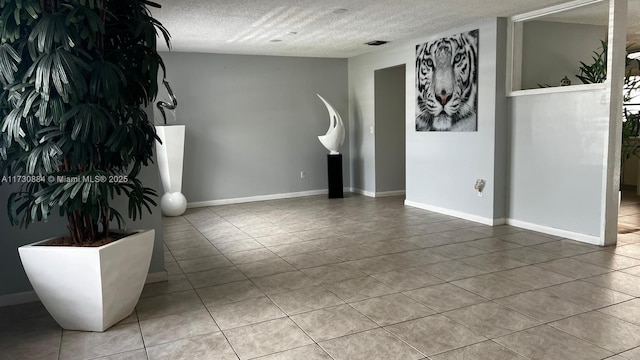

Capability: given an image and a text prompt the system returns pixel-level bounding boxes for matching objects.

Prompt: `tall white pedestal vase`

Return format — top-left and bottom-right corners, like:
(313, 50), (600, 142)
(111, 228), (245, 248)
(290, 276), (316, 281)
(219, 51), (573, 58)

(18, 230), (155, 332)
(155, 125), (187, 216)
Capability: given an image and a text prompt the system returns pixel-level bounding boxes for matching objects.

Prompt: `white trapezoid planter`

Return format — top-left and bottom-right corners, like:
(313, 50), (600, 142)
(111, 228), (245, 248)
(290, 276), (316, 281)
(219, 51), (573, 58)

(155, 125), (187, 216)
(18, 229), (155, 332)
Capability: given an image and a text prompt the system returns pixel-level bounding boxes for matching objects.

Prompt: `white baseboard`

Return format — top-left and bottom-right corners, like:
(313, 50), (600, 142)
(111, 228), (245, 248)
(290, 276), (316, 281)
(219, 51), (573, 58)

(351, 188), (375, 197)
(375, 190), (406, 197)
(506, 218), (601, 245)
(404, 200), (503, 226)
(146, 271), (168, 284)
(188, 190), (329, 208)
(0, 291), (39, 307)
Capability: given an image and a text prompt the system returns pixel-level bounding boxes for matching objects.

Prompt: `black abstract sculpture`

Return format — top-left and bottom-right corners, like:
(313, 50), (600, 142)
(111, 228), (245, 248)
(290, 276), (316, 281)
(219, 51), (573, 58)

(156, 80), (178, 125)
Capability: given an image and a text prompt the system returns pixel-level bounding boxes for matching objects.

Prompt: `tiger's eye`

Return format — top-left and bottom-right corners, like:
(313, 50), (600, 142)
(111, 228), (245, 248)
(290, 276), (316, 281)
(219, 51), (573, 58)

(454, 53), (462, 63)
(425, 58), (434, 68)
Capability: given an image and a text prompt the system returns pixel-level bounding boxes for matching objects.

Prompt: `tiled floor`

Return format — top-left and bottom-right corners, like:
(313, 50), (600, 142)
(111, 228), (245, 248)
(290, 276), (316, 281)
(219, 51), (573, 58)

(3, 192), (640, 359)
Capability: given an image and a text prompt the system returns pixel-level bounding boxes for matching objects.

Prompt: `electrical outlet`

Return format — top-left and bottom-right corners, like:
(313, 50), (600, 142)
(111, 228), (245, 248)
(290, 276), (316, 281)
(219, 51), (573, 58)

(300, 171), (306, 179)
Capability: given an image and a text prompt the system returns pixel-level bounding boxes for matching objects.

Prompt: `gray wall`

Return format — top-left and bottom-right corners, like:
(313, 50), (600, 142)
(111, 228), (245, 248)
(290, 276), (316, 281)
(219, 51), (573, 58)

(349, 19), (507, 224)
(521, 21), (607, 89)
(375, 65), (406, 193)
(0, 157), (164, 300)
(158, 52), (349, 204)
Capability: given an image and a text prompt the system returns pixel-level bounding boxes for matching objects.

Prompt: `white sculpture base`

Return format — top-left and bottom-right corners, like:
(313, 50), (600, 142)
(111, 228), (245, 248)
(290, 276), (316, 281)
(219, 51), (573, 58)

(161, 192), (187, 217)
(155, 125), (187, 217)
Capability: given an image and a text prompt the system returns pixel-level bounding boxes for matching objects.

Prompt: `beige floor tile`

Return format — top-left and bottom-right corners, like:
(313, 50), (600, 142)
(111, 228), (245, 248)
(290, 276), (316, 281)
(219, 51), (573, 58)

(495, 325), (612, 360)
(371, 268), (443, 291)
(465, 238), (523, 252)
(452, 274), (532, 299)
(385, 314), (485, 356)
(139, 309), (219, 347)
(541, 280), (633, 309)
(95, 349), (148, 360)
(282, 251), (342, 269)
(495, 290), (590, 322)
(617, 346), (640, 359)
(535, 258), (612, 279)
(608, 243), (640, 259)
(350, 293), (435, 326)
(146, 332), (236, 360)
(582, 271), (640, 297)
(599, 298), (640, 326)
(252, 271), (318, 294)
(0, 316), (61, 360)
(215, 239), (265, 254)
(268, 285), (344, 315)
(267, 241), (323, 257)
(225, 248), (280, 265)
(301, 263), (368, 284)
(290, 304), (377, 342)
(209, 296), (286, 330)
(386, 249), (450, 267)
(531, 240), (600, 257)
(419, 260), (488, 281)
(550, 311), (640, 353)
(253, 344), (331, 360)
(442, 302), (540, 338)
(196, 280), (265, 307)
(237, 258), (297, 278)
(500, 247), (563, 264)
(429, 243), (488, 259)
(224, 318), (313, 359)
(323, 276), (396, 302)
(499, 232), (557, 246)
(346, 255), (408, 274)
(185, 266), (248, 288)
(60, 323), (144, 360)
(319, 328), (423, 360)
(141, 275), (193, 299)
(430, 340), (528, 360)
(254, 233), (303, 247)
(621, 265), (640, 276)
(163, 261), (181, 275)
(177, 255), (233, 273)
(458, 253), (528, 272)
(164, 238), (211, 252)
(136, 290), (205, 320)
(403, 283), (487, 313)
(170, 245), (222, 261)
(495, 266), (573, 289)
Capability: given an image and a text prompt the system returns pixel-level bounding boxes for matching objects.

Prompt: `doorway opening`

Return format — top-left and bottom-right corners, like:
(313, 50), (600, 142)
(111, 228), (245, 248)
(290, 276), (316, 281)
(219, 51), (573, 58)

(374, 64), (406, 197)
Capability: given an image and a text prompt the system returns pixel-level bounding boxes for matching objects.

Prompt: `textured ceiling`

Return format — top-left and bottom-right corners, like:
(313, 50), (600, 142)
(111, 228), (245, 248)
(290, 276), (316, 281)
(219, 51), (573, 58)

(151, 0), (640, 57)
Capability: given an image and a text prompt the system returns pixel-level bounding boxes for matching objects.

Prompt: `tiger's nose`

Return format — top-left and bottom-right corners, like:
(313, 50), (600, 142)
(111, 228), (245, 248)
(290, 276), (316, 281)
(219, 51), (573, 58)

(438, 92), (452, 106)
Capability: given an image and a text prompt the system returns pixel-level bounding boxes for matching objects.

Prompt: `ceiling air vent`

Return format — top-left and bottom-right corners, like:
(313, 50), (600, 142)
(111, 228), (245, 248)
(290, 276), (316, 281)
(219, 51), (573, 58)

(365, 40), (388, 46)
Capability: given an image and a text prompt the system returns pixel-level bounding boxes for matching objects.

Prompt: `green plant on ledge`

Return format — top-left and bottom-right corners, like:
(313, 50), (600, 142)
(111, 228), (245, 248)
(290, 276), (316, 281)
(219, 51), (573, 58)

(576, 40), (640, 169)
(0, 0), (170, 245)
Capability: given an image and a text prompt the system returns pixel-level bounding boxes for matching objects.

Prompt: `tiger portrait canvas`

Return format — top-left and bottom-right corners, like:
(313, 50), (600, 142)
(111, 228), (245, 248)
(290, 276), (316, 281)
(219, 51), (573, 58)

(415, 29), (479, 132)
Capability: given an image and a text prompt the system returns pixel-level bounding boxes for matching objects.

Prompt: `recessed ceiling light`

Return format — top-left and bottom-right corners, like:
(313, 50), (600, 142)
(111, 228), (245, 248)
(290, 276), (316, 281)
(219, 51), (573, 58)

(332, 8), (349, 14)
(365, 40), (388, 46)
(629, 52), (640, 60)
(288, 32), (297, 35)
(270, 39), (282, 43)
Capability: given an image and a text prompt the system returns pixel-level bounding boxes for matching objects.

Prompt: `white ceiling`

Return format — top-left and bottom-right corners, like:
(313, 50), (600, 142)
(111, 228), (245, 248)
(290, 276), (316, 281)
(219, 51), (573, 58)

(151, 0), (640, 58)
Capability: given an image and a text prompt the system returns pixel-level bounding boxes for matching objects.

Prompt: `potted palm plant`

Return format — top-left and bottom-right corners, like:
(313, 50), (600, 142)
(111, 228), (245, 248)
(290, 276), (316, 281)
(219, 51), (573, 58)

(0, 0), (170, 331)
(576, 41), (640, 174)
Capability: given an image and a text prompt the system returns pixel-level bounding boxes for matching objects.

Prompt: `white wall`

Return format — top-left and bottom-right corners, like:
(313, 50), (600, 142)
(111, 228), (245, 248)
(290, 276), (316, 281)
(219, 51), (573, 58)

(349, 18), (508, 224)
(375, 65), (406, 193)
(521, 21), (607, 89)
(159, 53), (349, 205)
(508, 89), (608, 241)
